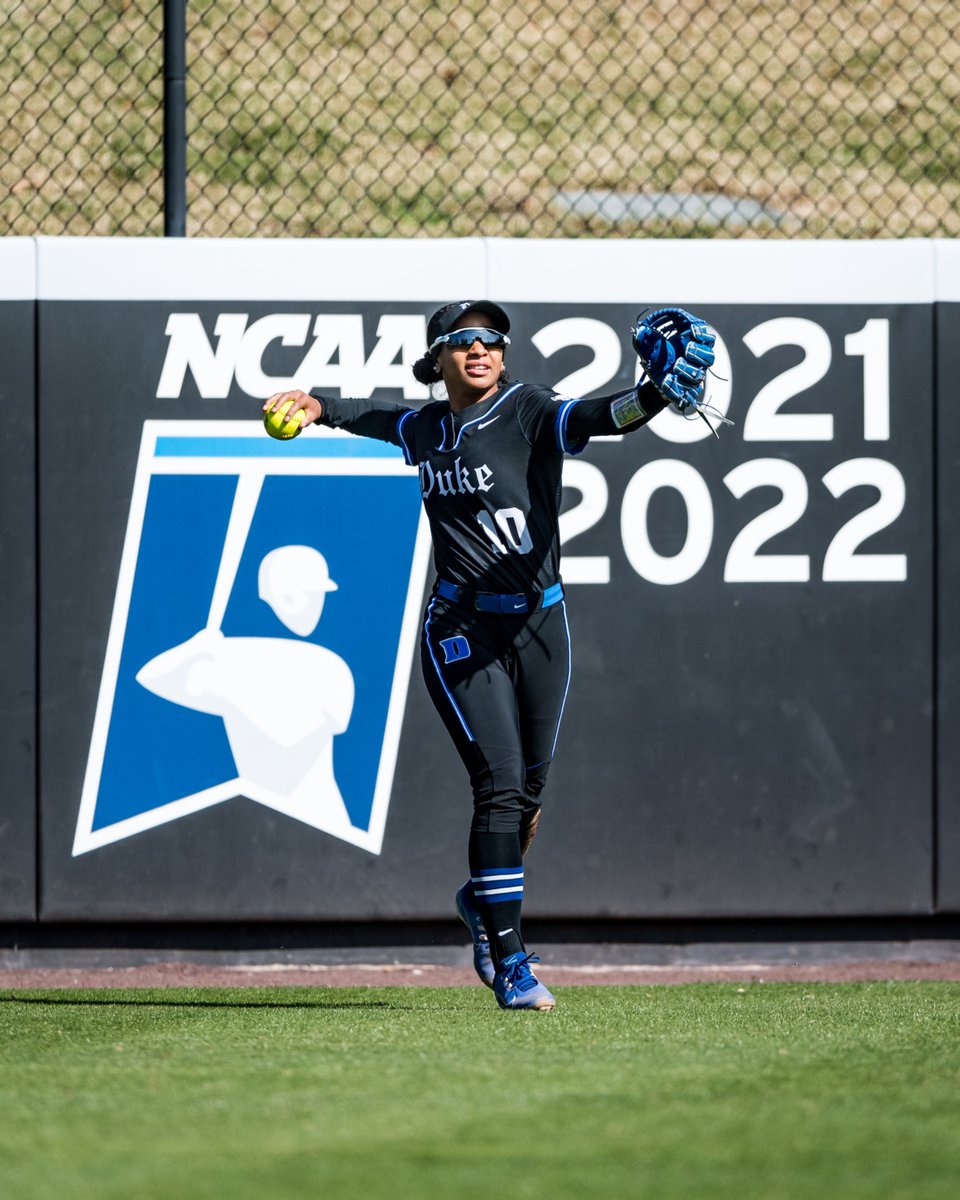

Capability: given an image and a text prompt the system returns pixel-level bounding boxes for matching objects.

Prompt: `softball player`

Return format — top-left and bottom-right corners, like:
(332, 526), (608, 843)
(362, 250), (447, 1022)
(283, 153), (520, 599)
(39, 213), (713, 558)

(264, 300), (670, 1011)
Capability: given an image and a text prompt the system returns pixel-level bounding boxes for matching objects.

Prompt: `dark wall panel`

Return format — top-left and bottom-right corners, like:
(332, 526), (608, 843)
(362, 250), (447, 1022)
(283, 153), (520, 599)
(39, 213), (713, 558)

(0, 246), (37, 918)
(936, 300), (960, 911)
(32, 240), (935, 920)
(513, 300), (933, 917)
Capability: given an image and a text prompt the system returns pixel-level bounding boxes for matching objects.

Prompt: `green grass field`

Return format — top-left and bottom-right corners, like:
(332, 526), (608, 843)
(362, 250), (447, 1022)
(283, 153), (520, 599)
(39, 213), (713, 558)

(2, 982), (958, 1200)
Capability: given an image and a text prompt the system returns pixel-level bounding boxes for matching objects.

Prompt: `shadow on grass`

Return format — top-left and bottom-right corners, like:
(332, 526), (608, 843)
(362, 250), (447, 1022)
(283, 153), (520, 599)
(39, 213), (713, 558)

(2, 993), (409, 1011)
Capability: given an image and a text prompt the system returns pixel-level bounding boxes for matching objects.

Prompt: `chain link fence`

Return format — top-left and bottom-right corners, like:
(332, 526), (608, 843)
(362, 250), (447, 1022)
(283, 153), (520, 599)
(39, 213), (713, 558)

(3, 0), (959, 238)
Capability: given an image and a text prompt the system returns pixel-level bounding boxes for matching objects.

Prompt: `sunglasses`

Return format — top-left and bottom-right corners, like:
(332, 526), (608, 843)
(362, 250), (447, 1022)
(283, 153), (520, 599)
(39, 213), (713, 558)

(429, 327), (511, 353)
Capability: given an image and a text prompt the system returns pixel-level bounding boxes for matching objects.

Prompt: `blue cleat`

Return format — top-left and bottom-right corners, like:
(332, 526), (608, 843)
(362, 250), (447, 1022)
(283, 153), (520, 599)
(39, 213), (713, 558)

(455, 881), (495, 988)
(493, 951), (556, 1011)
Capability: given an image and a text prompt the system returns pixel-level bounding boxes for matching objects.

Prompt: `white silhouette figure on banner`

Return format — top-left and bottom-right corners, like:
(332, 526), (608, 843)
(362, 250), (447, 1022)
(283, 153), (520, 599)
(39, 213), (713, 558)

(136, 527), (356, 838)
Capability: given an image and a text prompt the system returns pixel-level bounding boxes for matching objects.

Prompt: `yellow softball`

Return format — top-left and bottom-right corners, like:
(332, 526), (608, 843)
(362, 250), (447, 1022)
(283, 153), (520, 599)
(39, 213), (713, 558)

(263, 399), (304, 440)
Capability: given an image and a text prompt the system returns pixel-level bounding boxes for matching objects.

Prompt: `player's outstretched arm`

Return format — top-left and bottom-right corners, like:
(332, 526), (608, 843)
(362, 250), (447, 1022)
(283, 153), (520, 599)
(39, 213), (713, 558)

(262, 389), (323, 427)
(561, 381), (668, 443)
(262, 387), (414, 451)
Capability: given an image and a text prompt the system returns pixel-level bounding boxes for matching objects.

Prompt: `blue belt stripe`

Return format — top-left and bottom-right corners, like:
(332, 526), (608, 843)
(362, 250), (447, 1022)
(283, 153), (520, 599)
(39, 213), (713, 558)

(436, 579), (563, 613)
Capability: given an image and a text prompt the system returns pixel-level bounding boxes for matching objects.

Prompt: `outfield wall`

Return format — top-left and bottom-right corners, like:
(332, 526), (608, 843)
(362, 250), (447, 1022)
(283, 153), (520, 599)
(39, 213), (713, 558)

(1, 237), (954, 921)
(936, 243), (960, 913)
(0, 239), (37, 920)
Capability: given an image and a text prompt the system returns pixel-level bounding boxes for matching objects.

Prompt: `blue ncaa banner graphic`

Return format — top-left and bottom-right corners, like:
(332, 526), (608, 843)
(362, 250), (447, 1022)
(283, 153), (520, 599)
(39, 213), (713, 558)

(74, 420), (430, 857)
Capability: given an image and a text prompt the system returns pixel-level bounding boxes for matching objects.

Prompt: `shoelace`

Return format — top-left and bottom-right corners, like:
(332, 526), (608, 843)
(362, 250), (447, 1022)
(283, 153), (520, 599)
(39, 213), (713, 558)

(504, 953), (542, 992)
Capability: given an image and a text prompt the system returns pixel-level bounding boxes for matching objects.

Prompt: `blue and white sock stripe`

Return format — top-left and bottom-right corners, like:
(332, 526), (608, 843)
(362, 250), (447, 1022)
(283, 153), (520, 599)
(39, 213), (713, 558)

(472, 867), (524, 903)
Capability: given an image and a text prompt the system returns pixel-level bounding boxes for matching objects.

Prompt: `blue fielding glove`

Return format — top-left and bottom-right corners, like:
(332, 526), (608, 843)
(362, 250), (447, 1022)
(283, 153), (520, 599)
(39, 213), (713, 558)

(631, 308), (717, 413)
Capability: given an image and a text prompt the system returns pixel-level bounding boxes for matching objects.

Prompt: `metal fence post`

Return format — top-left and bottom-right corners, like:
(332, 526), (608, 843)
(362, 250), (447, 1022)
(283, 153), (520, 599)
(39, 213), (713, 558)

(163, 0), (187, 237)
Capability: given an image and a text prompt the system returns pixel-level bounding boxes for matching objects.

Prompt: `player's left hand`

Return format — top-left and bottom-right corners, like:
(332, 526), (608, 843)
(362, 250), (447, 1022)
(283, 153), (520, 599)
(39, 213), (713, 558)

(631, 308), (716, 413)
(262, 389), (323, 427)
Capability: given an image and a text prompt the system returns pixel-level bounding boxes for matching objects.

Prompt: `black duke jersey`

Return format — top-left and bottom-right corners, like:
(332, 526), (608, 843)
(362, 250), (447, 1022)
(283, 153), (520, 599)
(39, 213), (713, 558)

(313, 380), (664, 595)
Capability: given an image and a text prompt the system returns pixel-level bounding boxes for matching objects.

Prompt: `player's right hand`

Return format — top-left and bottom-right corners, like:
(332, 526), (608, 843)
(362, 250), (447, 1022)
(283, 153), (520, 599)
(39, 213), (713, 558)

(262, 389), (323, 427)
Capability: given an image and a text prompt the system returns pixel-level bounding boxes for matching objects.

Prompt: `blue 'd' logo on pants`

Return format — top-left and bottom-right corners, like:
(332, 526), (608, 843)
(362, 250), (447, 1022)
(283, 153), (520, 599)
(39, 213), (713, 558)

(74, 421), (428, 856)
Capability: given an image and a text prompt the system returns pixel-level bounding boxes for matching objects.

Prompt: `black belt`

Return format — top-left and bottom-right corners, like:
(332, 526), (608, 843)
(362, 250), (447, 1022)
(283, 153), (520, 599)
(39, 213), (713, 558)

(435, 579), (563, 614)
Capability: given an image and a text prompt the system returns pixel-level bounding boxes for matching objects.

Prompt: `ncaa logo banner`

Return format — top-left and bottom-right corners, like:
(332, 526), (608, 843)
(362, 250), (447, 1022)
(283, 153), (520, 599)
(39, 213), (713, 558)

(74, 420), (430, 857)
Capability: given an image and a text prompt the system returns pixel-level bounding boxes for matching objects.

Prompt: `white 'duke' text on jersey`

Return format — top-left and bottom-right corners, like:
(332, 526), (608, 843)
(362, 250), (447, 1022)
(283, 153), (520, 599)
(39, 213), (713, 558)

(419, 458), (494, 499)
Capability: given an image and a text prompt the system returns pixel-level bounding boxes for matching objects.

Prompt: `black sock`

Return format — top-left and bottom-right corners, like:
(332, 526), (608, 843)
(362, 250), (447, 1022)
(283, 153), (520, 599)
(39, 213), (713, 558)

(468, 829), (525, 967)
(491, 922), (524, 964)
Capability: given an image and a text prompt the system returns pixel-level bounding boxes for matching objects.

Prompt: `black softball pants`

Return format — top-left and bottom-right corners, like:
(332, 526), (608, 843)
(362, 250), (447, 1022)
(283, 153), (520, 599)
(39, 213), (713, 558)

(419, 593), (572, 835)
